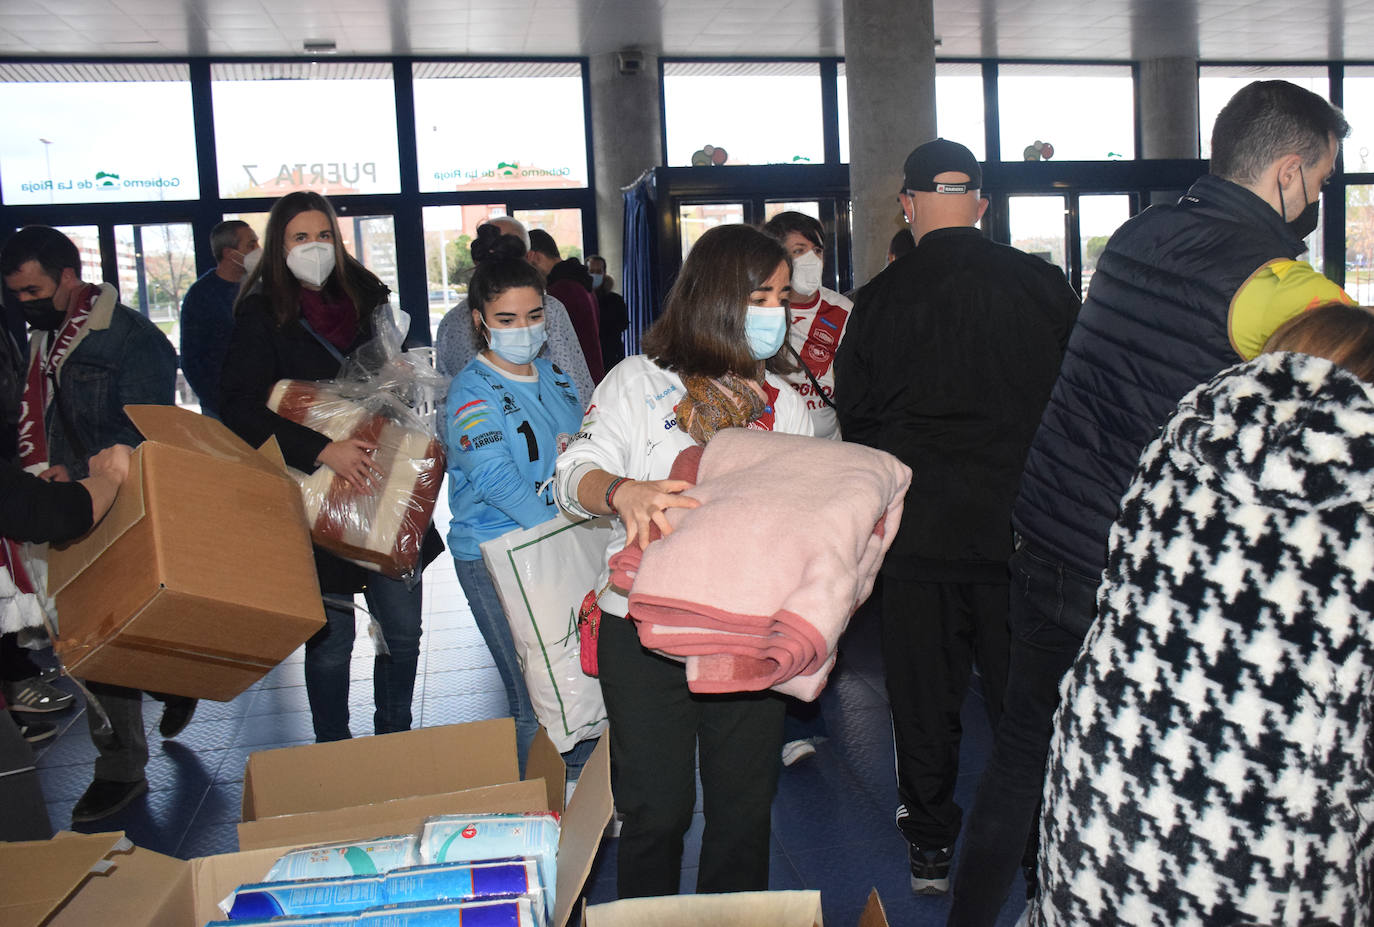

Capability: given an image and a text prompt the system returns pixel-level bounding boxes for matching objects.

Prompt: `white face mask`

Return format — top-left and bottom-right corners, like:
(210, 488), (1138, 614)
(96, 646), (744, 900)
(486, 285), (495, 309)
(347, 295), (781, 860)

(286, 241), (336, 287)
(240, 247), (263, 275)
(790, 251), (823, 297)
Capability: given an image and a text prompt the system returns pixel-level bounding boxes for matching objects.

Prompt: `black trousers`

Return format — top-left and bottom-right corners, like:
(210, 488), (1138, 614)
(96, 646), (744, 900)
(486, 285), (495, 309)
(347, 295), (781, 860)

(597, 610), (785, 898)
(882, 576), (1010, 850)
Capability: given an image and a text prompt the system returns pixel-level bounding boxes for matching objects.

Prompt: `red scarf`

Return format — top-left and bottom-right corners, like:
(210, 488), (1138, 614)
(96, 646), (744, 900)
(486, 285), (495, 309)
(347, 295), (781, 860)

(7, 284), (99, 596)
(18, 283), (98, 470)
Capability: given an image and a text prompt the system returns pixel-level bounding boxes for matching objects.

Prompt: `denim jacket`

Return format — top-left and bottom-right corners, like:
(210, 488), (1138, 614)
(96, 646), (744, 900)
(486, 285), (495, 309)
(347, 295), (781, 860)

(35, 283), (176, 478)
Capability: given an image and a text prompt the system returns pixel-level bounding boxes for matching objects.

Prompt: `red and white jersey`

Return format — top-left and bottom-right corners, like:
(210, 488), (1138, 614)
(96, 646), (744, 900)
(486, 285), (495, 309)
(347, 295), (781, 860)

(785, 286), (853, 440)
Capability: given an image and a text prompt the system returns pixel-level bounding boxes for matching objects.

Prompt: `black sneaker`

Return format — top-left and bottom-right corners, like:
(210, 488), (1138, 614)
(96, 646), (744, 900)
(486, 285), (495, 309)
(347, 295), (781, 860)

(909, 844), (953, 895)
(4, 677), (75, 714)
(72, 778), (148, 823)
(15, 715), (56, 743)
(158, 696), (198, 738)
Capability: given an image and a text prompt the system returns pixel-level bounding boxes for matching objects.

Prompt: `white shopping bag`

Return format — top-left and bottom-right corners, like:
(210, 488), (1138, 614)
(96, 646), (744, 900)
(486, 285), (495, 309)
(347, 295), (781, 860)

(480, 512), (612, 752)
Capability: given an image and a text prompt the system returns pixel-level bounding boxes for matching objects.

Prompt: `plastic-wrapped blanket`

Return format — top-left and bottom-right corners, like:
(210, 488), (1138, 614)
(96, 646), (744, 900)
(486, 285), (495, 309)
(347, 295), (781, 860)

(608, 428), (910, 700)
(269, 380), (444, 578)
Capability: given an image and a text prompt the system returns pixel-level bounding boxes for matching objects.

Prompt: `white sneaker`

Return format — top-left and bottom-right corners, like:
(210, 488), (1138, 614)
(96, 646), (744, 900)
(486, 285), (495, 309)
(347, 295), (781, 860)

(781, 738), (818, 766)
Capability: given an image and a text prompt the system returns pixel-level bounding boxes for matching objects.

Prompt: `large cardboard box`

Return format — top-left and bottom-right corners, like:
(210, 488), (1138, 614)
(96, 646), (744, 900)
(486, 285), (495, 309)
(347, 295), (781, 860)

(46, 405), (326, 701)
(583, 888), (890, 927)
(0, 719), (613, 927)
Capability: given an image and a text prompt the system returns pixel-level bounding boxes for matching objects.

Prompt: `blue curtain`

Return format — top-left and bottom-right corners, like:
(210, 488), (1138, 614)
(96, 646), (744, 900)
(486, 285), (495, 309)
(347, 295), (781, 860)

(621, 171), (659, 356)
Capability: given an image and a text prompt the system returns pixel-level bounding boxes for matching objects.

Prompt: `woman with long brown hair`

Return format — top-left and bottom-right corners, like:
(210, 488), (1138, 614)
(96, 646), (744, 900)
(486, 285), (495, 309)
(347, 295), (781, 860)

(220, 191), (440, 744)
(553, 224), (813, 898)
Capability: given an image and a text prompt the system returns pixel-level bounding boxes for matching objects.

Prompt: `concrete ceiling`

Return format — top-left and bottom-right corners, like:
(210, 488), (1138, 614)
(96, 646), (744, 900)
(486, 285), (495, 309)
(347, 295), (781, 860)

(0, 0), (1369, 62)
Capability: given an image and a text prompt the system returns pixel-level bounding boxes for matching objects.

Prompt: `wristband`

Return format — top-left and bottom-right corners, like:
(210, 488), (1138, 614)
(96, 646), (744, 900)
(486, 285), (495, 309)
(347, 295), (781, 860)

(605, 476), (629, 513)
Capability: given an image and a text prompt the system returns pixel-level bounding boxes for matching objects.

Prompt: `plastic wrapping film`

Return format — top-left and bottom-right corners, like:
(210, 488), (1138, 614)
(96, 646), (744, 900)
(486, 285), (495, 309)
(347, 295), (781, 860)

(268, 306), (451, 580)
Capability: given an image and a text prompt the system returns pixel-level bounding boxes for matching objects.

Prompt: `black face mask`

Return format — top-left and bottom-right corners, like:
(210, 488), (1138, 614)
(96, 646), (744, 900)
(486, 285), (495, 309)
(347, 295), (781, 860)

(1288, 200), (1320, 241)
(1281, 167), (1320, 241)
(21, 298), (65, 331)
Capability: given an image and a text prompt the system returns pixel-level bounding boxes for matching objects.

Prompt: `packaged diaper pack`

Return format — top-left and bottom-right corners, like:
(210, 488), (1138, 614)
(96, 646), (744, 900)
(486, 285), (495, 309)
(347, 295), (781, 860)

(265, 836), (419, 881)
(218, 815), (558, 925)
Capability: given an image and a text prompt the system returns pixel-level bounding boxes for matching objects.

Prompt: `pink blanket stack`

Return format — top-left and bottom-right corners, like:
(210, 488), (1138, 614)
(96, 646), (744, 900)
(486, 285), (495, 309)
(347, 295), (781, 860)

(609, 429), (910, 700)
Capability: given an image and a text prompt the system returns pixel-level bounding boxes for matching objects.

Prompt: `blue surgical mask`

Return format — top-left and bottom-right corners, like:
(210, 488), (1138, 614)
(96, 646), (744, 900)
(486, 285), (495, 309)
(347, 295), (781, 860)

(744, 305), (787, 360)
(590, 273), (604, 290)
(485, 319), (547, 365)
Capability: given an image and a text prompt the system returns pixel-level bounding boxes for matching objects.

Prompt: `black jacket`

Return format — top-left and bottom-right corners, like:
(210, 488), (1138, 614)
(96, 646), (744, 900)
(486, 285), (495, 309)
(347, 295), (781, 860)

(835, 226), (1079, 582)
(1013, 174), (1321, 579)
(596, 289), (629, 371)
(219, 275), (442, 592)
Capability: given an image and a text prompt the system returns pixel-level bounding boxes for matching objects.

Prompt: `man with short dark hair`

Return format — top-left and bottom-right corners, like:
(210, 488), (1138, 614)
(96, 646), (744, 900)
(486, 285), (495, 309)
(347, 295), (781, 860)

(948, 80), (1354, 926)
(0, 225), (197, 823)
(835, 138), (1080, 898)
(526, 228), (604, 382)
(179, 220), (258, 418)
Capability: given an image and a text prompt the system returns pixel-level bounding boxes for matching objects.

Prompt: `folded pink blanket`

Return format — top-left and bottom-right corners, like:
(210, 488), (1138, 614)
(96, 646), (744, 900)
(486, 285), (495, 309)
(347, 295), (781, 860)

(608, 429), (910, 699)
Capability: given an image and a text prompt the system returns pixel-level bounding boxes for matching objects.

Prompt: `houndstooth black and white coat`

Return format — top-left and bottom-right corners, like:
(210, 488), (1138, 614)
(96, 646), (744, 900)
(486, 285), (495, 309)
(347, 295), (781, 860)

(1029, 351), (1374, 927)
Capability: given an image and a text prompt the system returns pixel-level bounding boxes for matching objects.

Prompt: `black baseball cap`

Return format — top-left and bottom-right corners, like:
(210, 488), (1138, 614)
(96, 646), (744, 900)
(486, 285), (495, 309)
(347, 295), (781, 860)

(901, 138), (982, 194)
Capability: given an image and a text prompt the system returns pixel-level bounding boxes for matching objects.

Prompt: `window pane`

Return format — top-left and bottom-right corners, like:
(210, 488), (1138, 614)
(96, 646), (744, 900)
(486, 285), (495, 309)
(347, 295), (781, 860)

(664, 62), (823, 167)
(1199, 66), (1328, 159)
(764, 201), (820, 222)
(1343, 68), (1374, 173)
(115, 223), (195, 328)
(936, 63), (986, 161)
(1347, 184), (1374, 303)
(0, 63), (198, 205)
(513, 208), (585, 262)
(1079, 195), (1131, 291)
(422, 204), (506, 327)
(679, 203), (745, 261)
(998, 64), (1134, 161)
(1009, 196), (1067, 274)
(838, 62), (986, 164)
(413, 62), (588, 192)
(212, 63), (401, 197)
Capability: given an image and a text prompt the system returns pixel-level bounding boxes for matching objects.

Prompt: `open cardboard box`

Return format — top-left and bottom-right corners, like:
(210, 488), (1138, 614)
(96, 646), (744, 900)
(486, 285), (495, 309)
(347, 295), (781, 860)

(0, 718), (612, 927)
(46, 405), (326, 701)
(583, 887), (890, 927)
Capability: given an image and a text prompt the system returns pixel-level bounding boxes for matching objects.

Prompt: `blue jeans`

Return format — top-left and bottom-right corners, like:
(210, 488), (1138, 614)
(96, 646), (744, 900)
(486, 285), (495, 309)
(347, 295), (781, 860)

(304, 574), (423, 743)
(454, 557), (539, 774)
(947, 542), (1100, 927)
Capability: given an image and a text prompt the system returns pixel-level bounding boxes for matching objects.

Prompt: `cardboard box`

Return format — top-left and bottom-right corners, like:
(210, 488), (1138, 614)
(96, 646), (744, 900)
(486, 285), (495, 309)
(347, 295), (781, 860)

(0, 719), (612, 927)
(46, 405), (326, 701)
(583, 887), (890, 927)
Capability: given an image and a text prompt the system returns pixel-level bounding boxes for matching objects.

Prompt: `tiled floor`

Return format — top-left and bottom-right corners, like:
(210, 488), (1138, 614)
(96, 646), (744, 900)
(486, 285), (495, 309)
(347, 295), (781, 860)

(27, 506), (1028, 926)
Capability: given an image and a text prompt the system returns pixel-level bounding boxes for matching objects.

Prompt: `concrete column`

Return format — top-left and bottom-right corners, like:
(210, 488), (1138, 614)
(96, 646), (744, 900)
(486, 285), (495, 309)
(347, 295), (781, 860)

(1139, 57), (1200, 159)
(588, 51), (663, 286)
(843, 0), (937, 283)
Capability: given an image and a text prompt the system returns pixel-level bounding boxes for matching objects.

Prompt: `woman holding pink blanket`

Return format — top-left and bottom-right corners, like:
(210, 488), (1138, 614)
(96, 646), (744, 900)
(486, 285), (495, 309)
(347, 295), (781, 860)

(553, 224), (814, 898)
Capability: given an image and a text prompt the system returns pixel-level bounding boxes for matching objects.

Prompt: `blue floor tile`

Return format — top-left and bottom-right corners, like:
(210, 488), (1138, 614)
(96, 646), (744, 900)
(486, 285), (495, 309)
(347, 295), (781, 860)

(28, 548), (1030, 924)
